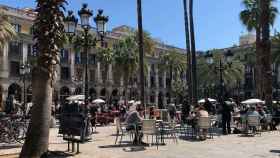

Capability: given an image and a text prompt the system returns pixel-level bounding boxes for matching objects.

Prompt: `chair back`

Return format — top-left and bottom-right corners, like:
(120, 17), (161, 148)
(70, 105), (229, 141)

(247, 115), (260, 126)
(142, 119), (156, 135)
(198, 117), (211, 129)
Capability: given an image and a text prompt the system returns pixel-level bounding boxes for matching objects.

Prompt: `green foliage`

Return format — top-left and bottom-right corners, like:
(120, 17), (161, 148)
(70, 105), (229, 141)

(240, 0), (278, 31)
(159, 50), (187, 75)
(0, 12), (16, 49)
(33, 0), (67, 78)
(271, 32), (280, 64)
(197, 50), (245, 89)
(114, 35), (139, 84)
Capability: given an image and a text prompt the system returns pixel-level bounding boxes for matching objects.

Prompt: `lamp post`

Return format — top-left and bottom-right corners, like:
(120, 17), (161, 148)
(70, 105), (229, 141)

(64, 4), (108, 113)
(20, 63), (30, 113)
(205, 50), (233, 102)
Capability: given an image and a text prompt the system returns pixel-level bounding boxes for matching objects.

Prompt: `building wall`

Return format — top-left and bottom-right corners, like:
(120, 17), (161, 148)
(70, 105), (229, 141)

(0, 4), (187, 110)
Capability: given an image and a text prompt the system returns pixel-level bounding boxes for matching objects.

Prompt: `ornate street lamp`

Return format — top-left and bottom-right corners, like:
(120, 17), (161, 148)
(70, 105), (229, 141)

(205, 50), (233, 102)
(64, 4), (108, 114)
(64, 11), (78, 40)
(20, 63), (31, 114)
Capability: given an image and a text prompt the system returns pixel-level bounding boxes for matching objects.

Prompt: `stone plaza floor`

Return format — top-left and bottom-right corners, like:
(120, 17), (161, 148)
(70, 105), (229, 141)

(1, 125), (280, 158)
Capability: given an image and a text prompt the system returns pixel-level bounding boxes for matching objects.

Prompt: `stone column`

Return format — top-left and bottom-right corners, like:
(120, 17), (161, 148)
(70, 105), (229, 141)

(163, 71), (167, 89)
(108, 64), (113, 84)
(0, 42), (9, 78)
(96, 62), (102, 84)
(70, 47), (75, 82)
(22, 43), (28, 64)
(147, 65), (151, 88)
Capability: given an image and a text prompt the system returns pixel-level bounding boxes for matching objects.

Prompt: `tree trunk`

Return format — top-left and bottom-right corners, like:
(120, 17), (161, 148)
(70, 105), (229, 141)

(260, 0), (273, 107)
(255, 27), (263, 98)
(20, 67), (52, 158)
(137, 0), (145, 109)
(189, 0), (198, 104)
(183, 0), (192, 121)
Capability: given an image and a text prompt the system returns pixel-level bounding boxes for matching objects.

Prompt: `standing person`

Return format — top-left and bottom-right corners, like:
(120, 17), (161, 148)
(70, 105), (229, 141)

(204, 98), (213, 114)
(221, 99), (233, 135)
(168, 104), (177, 121)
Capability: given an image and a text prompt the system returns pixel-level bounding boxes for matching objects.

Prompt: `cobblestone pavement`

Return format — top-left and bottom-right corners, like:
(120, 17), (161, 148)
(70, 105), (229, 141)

(1, 126), (280, 158)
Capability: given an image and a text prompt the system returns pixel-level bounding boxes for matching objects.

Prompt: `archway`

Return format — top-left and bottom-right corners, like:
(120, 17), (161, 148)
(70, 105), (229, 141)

(75, 87), (82, 95)
(100, 88), (106, 99)
(89, 88), (96, 101)
(111, 89), (119, 108)
(8, 83), (22, 102)
(60, 86), (70, 104)
(150, 91), (155, 104)
(166, 92), (171, 104)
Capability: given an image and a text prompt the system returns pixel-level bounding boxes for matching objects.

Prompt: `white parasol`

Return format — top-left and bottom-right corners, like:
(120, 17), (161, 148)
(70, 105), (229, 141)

(92, 98), (105, 104)
(198, 98), (217, 103)
(241, 99), (264, 105)
(128, 100), (135, 104)
(66, 95), (84, 101)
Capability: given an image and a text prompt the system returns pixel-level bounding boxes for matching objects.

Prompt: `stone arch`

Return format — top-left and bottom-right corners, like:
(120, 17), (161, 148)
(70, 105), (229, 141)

(158, 92), (164, 109)
(74, 87), (82, 95)
(8, 83), (22, 102)
(150, 91), (155, 104)
(89, 88), (96, 101)
(100, 88), (106, 98)
(166, 92), (171, 104)
(60, 86), (70, 104)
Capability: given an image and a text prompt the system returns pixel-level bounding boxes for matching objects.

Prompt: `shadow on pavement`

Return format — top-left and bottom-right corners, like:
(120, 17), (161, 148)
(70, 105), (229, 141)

(270, 150), (280, 153)
(41, 150), (74, 158)
(0, 144), (22, 150)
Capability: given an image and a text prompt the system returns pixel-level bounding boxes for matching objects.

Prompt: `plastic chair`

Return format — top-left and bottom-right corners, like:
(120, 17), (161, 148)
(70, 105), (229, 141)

(114, 118), (134, 144)
(142, 119), (159, 149)
(247, 115), (261, 136)
(197, 117), (213, 139)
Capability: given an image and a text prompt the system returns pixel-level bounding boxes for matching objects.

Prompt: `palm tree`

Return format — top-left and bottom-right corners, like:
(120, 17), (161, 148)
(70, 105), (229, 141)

(260, 0), (275, 107)
(20, 0), (66, 157)
(159, 51), (187, 104)
(240, 0), (278, 98)
(114, 36), (139, 104)
(0, 13), (16, 50)
(189, 0), (198, 104)
(97, 47), (114, 101)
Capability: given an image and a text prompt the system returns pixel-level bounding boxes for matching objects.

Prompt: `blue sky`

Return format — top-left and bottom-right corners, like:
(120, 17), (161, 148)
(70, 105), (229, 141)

(1, 0), (280, 51)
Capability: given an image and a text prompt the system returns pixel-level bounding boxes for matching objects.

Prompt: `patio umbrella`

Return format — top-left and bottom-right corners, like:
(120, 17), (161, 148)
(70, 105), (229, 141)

(66, 95), (85, 101)
(134, 101), (141, 105)
(241, 99), (264, 105)
(198, 98), (217, 103)
(92, 98), (105, 104)
(128, 100), (135, 104)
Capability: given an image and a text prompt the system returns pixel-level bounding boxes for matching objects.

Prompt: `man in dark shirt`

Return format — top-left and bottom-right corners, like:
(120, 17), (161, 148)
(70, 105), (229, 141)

(221, 100), (233, 135)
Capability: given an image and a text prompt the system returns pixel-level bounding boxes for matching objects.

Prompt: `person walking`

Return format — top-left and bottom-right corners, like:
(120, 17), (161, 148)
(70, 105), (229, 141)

(221, 99), (233, 135)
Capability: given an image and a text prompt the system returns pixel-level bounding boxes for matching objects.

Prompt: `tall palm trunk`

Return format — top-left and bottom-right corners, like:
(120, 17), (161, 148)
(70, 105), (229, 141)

(20, 68), (52, 158)
(189, 0), (198, 104)
(260, 0), (273, 107)
(183, 0), (192, 104)
(137, 0), (145, 109)
(255, 27), (263, 98)
(20, 0), (65, 157)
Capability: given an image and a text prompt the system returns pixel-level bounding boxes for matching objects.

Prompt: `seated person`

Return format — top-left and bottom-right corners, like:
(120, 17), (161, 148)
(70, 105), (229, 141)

(125, 105), (143, 144)
(195, 105), (209, 140)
